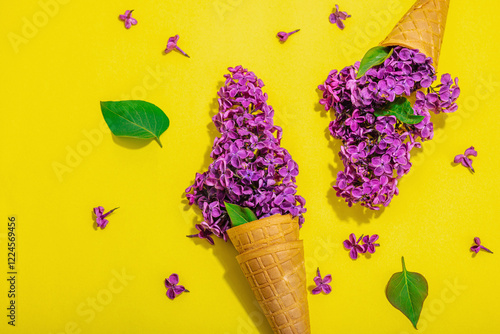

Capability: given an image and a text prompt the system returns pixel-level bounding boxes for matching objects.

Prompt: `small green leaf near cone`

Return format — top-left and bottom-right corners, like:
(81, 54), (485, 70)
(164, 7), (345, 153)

(386, 257), (429, 329)
(100, 100), (170, 147)
(356, 46), (394, 79)
(224, 203), (258, 227)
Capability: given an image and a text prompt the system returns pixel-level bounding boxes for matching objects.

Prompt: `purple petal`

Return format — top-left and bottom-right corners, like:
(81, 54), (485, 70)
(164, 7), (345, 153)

(470, 245), (480, 253)
(349, 233), (356, 244)
(168, 274), (179, 285)
(311, 287), (323, 295)
(172, 285), (186, 295)
(322, 284), (332, 294)
(474, 237), (481, 245)
(166, 288), (176, 300)
(464, 146), (477, 157)
(329, 13), (337, 24)
(94, 206), (104, 216)
(313, 276), (323, 286)
(370, 234), (379, 243)
(343, 240), (353, 249)
(336, 20), (345, 30)
(349, 248), (358, 260)
(322, 274), (332, 284)
(355, 244), (366, 254)
(454, 155), (464, 164)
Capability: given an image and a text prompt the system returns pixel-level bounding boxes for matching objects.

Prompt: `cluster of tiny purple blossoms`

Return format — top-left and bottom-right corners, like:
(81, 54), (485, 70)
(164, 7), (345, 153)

(319, 46), (460, 209)
(186, 66), (307, 244)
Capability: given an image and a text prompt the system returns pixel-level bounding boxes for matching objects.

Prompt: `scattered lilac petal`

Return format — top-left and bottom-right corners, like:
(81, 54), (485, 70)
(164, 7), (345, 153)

(471, 237), (493, 254)
(454, 146), (477, 172)
(119, 10), (137, 29)
(164, 35), (190, 58)
(312, 268), (332, 295)
(329, 4), (351, 30)
(93, 206), (119, 229)
(277, 29), (300, 43)
(165, 273), (189, 300)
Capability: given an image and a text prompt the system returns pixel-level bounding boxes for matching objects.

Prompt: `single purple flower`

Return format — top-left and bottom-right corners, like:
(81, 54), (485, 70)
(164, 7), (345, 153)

(187, 223), (215, 245)
(93, 206), (119, 229)
(119, 10), (137, 29)
(164, 35), (190, 58)
(343, 233), (365, 260)
(312, 268), (332, 295)
(454, 146), (477, 172)
(277, 29), (300, 43)
(370, 154), (393, 176)
(165, 274), (189, 300)
(362, 234), (380, 253)
(329, 4), (351, 30)
(470, 237), (493, 254)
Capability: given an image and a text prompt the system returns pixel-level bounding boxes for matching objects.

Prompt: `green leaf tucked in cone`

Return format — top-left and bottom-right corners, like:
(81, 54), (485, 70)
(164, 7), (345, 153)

(386, 257), (429, 329)
(356, 46), (394, 79)
(225, 203), (258, 227)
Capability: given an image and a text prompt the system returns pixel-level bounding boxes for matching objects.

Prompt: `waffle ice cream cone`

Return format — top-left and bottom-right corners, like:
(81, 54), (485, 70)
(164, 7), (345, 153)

(227, 215), (310, 334)
(380, 0), (450, 68)
(227, 214), (300, 253)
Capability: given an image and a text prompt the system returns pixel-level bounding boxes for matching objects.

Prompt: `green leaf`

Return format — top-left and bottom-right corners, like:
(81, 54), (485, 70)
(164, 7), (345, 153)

(356, 46), (394, 79)
(374, 97), (424, 125)
(100, 100), (170, 148)
(224, 202), (258, 227)
(386, 257), (429, 329)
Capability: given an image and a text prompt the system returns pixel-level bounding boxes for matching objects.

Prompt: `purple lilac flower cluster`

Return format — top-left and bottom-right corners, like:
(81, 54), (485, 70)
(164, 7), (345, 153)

(319, 46), (460, 209)
(186, 66), (306, 244)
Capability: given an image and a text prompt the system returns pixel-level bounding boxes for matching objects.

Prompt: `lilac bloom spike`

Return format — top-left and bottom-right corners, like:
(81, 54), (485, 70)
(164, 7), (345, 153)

(165, 273), (189, 300)
(312, 268), (332, 295)
(343, 233), (365, 259)
(454, 146), (477, 172)
(471, 237), (493, 254)
(318, 46), (460, 209)
(119, 10), (137, 29)
(185, 66), (307, 245)
(164, 35), (190, 58)
(93, 206), (119, 229)
(329, 5), (351, 29)
(277, 29), (300, 43)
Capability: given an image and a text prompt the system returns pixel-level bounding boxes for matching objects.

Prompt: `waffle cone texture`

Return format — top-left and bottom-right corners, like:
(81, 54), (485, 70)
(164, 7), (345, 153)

(227, 214), (310, 334)
(380, 0), (450, 68)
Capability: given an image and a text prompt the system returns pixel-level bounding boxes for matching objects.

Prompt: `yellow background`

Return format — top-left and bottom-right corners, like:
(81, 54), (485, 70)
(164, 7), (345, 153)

(1, 0), (499, 333)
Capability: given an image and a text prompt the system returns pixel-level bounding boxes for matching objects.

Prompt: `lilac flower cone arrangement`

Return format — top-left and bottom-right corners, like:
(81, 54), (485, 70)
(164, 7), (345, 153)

(186, 66), (310, 333)
(319, 0), (460, 209)
(186, 65), (306, 243)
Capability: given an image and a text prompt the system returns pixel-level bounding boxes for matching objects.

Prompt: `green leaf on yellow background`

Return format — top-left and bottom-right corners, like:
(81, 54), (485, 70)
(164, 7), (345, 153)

(386, 257), (429, 329)
(100, 100), (170, 148)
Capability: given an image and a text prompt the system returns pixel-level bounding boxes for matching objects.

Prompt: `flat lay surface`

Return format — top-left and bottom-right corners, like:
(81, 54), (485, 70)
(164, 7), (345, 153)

(1, 0), (499, 333)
